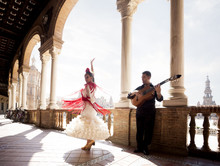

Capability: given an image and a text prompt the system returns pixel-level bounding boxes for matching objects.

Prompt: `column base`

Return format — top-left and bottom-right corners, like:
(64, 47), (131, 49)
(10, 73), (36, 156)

(115, 99), (135, 109)
(48, 103), (58, 109)
(39, 105), (47, 110)
(20, 106), (27, 110)
(163, 98), (188, 107)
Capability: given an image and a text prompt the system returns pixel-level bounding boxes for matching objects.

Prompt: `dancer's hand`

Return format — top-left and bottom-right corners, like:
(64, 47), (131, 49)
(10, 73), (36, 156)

(91, 58), (95, 73)
(91, 58), (95, 64)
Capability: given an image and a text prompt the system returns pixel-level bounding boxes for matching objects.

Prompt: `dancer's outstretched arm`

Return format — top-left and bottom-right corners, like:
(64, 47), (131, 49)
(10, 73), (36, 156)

(91, 58), (95, 74)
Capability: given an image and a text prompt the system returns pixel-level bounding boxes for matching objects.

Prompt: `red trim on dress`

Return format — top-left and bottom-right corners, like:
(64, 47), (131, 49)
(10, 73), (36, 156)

(62, 82), (111, 115)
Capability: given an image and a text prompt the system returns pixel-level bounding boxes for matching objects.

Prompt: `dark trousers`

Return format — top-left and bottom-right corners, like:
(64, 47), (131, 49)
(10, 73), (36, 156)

(136, 112), (155, 151)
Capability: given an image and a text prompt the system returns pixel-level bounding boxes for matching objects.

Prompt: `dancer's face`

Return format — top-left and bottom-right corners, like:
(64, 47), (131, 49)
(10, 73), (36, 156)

(85, 74), (93, 83)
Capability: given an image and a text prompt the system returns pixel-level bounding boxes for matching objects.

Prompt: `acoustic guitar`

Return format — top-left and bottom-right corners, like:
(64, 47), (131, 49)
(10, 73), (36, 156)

(127, 74), (181, 107)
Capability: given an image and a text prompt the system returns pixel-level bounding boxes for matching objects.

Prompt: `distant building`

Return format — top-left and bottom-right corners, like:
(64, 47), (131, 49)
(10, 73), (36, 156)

(27, 57), (41, 110)
(96, 96), (114, 108)
(197, 76), (216, 106)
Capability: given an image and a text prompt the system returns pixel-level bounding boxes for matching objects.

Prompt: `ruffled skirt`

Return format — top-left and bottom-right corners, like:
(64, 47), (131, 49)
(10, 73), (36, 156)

(65, 104), (110, 140)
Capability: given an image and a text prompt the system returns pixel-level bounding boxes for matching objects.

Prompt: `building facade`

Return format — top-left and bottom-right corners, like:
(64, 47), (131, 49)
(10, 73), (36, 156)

(27, 57), (41, 110)
(197, 76), (216, 106)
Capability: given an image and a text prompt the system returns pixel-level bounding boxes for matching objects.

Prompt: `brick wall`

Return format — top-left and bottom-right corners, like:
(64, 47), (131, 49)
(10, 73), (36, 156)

(109, 107), (189, 156)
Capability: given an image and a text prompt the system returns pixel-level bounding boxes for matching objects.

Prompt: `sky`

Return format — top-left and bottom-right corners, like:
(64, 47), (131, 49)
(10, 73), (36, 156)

(31, 0), (220, 106)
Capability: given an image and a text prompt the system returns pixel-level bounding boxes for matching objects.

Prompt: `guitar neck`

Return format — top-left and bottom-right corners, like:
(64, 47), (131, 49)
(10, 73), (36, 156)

(158, 78), (170, 86)
(143, 78), (170, 95)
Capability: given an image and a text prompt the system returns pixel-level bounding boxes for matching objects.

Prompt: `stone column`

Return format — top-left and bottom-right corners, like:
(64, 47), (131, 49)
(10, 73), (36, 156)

(4, 101), (7, 113)
(48, 47), (60, 109)
(163, 0), (187, 107)
(39, 53), (50, 109)
(11, 82), (17, 110)
(8, 86), (12, 109)
(21, 72), (29, 109)
(18, 73), (23, 108)
(115, 0), (142, 108)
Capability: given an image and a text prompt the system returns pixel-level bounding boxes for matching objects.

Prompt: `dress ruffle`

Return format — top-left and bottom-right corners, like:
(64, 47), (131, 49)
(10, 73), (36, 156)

(64, 82), (111, 140)
(65, 114), (110, 140)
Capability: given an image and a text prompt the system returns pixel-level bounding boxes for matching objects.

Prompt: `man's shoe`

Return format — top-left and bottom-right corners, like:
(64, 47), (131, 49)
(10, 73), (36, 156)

(133, 149), (143, 153)
(143, 149), (149, 155)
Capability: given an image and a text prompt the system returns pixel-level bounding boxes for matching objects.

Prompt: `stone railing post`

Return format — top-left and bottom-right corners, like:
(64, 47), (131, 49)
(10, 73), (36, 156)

(201, 112), (211, 151)
(103, 115), (106, 122)
(188, 108), (196, 150)
(108, 113), (112, 135)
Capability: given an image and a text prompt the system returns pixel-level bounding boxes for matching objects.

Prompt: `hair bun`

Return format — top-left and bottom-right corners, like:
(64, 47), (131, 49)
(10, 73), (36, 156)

(86, 68), (90, 73)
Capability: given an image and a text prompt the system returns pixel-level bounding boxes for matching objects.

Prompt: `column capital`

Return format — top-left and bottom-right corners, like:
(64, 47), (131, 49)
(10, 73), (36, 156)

(19, 72), (23, 79)
(22, 71), (29, 78)
(40, 52), (51, 63)
(39, 35), (63, 55)
(117, 0), (143, 18)
(12, 82), (17, 87)
(11, 78), (18, 84)
(8, 86), (12, 91)
(49, 46), (61, 59)
(19, 65), (30, 73)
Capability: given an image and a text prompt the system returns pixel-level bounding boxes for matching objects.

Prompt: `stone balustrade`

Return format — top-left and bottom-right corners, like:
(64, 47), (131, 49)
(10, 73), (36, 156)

(188, 106), (220, 159)
(23, 106), (220, 160)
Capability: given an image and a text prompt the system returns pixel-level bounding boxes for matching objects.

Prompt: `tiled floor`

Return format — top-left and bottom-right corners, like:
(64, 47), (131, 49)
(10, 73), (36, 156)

(0, 115), (219, 166)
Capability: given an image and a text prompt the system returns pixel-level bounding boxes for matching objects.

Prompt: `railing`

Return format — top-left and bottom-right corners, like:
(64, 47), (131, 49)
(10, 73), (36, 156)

(53, 110), (75, 130)
(188, 106), (220, 159)
(52, 109), (113, 133)
(11, 106), (220, 160)
(102, 113), (113, 135)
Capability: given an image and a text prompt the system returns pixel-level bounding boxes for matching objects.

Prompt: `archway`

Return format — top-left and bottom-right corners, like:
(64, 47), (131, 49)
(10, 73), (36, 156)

(54, 0), (121, 105)
(23, 34), (40, 68)
(54, 0), (79, 40)
(12, 59), (19, 81)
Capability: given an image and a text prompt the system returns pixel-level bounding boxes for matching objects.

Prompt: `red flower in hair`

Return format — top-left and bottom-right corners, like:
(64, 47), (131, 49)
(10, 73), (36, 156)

(86, 68), (90, 73)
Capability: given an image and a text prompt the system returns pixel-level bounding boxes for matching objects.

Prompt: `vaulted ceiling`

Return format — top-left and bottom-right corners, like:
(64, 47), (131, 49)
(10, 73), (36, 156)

(0, 0), (50, 96)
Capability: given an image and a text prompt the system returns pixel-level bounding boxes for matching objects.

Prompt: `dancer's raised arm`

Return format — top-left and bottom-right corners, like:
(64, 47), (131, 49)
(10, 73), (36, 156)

(91, 58), (95, 74)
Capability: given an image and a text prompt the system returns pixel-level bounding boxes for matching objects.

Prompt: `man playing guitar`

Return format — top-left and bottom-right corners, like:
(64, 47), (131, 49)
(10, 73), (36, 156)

(133, 71), (163, 155)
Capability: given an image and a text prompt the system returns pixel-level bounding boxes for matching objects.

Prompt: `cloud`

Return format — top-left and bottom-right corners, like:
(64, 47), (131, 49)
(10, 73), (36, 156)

(194, 0), (220, 13)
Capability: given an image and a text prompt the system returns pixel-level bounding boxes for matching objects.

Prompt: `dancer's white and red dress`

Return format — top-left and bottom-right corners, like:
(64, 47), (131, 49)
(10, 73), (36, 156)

(63, 82), (110, 140)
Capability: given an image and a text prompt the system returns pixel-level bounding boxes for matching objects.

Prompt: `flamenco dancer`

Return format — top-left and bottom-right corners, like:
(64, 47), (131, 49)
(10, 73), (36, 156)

(63, 59), (111, 151)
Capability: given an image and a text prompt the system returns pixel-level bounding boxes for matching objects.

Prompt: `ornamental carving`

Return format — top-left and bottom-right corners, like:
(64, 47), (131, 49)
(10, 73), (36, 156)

(117, 0), (144, 17)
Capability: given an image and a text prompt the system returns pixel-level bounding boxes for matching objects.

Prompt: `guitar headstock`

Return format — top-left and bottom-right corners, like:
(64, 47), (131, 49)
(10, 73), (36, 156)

(169, 74), (181, 82)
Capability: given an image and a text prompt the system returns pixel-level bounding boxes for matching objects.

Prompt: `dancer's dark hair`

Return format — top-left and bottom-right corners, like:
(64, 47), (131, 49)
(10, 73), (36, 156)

(85, 68), (95, 82)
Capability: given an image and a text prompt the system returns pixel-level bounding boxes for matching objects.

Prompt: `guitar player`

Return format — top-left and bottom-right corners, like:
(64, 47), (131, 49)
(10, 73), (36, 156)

(134, 71), (163, 155)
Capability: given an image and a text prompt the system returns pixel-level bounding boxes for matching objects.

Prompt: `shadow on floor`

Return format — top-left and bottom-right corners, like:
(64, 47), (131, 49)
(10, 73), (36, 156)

(0, 123), (49, 166)
(64, 147), (114, 166)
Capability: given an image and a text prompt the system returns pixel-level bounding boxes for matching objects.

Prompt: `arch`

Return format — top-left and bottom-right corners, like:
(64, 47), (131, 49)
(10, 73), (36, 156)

(54, 0), (79, 40)
(8, 70), (12, 86)
(12, 60), (19, 81)
(23, 34), (41, 67)
(21, 25), (43, 67)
